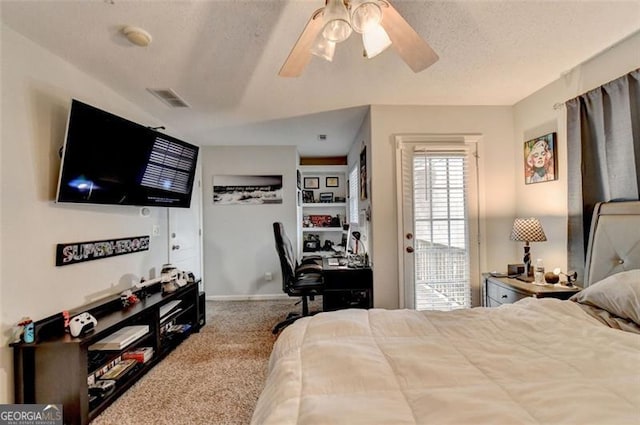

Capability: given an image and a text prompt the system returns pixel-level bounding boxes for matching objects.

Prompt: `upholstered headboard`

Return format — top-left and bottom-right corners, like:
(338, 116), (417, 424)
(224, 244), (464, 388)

(584, 201), (640, 287)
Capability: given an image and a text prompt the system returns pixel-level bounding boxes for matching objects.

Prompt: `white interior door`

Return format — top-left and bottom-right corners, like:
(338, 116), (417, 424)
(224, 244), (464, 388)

(168, 178), (203, 280)
(396, 135), (480, 310)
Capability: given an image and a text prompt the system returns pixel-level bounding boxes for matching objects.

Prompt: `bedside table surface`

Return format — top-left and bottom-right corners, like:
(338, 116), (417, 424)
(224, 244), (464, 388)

(487, 275), (582, 296)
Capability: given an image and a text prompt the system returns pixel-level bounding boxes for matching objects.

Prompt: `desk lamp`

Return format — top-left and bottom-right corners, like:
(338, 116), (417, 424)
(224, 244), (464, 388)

(510, 218), (547, 282)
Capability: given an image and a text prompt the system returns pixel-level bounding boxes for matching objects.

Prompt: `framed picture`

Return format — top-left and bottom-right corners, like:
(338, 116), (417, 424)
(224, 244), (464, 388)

(302, 190), (315, 203)
(326, 177), (339, 187)
(213, 175), (283, 204)
(297, 170), (301, 189)
(304, 177), (319, 189)
(524, 132), (557, 184)
(319, 192), (334, 203)
(360, 146), (368, 200)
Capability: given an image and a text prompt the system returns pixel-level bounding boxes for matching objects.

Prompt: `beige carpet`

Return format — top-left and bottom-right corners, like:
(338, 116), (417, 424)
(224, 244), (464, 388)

(92, 299), (320, 425)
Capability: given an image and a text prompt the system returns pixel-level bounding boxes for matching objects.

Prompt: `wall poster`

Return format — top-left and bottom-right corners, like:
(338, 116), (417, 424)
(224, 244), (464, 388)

(213, 175), (283, 205)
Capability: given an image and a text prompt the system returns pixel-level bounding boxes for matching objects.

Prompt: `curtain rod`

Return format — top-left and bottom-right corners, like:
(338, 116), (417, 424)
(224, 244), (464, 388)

(551, 29), (639, 111)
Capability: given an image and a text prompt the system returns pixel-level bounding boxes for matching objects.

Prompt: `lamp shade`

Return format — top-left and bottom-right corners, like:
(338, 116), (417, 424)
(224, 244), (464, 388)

(350, 0), (382, 34)
(363, 24), (391, 58)
(311, 34), (336, 62)
(510, 218), (547, 242)
(322, 0), (352, 43)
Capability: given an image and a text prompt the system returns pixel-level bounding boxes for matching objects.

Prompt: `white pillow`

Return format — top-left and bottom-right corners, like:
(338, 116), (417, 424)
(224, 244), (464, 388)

(570, 269), (640, 325)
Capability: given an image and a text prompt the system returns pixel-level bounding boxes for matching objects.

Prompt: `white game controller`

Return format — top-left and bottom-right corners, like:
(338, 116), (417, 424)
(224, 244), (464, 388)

(69, 312), (97, 337)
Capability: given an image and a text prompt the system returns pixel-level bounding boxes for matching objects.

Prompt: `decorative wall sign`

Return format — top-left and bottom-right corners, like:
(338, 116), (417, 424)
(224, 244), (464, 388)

(56, 235), (150, 266)
(213, 175), (283, 205)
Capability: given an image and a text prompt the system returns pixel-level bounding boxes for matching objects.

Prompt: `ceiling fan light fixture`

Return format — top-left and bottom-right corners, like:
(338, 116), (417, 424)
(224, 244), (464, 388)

(311, 33), (336, 62)
(362, 24), (391, 58)
(322, 0), (352, 42)
(350, 0), (382, 34)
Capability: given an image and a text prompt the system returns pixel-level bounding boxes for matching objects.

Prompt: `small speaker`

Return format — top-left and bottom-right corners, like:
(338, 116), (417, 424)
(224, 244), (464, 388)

(197, 292), (206, 328)
(508, 264), (525, 275)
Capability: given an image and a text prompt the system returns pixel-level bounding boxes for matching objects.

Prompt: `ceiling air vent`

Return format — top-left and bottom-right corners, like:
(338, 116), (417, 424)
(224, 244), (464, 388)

(147, 88), (190, 108)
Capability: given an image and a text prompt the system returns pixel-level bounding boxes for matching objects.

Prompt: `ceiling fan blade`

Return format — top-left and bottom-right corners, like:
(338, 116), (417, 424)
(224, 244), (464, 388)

(380, 0), (439, 73)
(279, 8), (325, 77)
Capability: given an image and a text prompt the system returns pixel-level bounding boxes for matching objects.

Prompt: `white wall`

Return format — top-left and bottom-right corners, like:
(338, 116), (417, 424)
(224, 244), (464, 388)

(513, 31), (640, 274)
(369, 106), (516, 309)
(201, 145), (298, 298)
(0, 25), (190, 402)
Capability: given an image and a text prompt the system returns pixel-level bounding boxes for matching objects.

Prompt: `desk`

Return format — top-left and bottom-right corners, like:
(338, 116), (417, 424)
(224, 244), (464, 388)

(322, 259), (373, 311)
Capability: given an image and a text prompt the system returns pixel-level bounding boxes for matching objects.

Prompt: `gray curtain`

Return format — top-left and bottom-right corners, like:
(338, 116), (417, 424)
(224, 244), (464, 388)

(567, 69), (640, 278)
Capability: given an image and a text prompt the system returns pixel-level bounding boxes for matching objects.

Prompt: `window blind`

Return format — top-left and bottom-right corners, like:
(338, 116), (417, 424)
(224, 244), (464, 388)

(348, 165), (359, 224)
(413, 149), (471, 311)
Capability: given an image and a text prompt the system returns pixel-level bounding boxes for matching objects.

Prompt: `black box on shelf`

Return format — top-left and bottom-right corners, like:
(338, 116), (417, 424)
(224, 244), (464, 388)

(508, 264), (525, 276)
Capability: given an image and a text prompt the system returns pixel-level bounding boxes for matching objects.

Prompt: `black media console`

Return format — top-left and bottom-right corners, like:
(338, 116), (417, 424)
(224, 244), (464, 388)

(11, 280), (204, 425)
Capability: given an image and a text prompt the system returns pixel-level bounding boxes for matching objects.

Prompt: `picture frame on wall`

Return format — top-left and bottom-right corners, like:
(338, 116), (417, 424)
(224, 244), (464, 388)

(524, 132), (557, 184)
(304, 177), (319, 189)
(297, 170), (301, 189)
(360, 145), (368, 200)
(326, 177), (339, 187)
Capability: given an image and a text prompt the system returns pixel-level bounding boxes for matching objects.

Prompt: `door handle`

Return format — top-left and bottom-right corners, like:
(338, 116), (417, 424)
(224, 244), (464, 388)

(406, 246), (414, 253)
(172, 245), (180, 250)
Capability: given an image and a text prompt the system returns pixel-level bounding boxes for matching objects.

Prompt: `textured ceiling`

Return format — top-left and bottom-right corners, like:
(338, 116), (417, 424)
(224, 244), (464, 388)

(2, 0), (639, 156)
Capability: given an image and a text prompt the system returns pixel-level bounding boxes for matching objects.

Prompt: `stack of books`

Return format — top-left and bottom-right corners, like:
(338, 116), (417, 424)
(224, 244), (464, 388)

(98, 359), (137, 381)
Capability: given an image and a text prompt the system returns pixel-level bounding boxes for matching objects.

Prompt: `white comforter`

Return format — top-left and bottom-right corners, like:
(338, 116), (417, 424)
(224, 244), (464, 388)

(252, 298), (640, 425)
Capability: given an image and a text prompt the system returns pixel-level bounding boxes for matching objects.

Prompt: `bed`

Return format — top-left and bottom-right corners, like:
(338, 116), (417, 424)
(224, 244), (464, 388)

(251, 201), (640, 425)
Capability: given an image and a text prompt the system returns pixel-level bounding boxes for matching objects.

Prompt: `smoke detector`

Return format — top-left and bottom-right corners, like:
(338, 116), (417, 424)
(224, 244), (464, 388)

(122, 26), (152, 47)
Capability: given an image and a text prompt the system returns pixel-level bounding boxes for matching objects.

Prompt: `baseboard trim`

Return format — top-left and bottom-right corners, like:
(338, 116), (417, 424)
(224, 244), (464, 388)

(206, 294), (290, 301)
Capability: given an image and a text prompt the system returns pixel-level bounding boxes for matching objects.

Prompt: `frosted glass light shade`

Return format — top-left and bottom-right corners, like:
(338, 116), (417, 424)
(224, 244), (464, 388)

(322, 0), (352, 42)
(363, 24), (392, 58)
(350, 1), (382, 34)
(311, 34), (336, 62)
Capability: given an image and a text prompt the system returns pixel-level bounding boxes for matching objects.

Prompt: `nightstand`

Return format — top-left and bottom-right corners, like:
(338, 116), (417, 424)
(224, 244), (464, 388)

(483, 274), (581, 307)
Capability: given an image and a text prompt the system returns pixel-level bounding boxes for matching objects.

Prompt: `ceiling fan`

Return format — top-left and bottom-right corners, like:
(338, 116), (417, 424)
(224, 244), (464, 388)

(279, 0), (439, 77)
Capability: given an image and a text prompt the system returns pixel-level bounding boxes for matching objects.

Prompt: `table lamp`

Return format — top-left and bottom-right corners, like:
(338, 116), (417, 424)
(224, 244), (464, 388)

(510, 218), (547, 281)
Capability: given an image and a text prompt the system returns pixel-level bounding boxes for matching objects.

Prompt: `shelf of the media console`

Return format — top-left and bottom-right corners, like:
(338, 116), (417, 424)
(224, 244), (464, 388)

(302, 202), (346, 208)
(302, 227), (343, 233)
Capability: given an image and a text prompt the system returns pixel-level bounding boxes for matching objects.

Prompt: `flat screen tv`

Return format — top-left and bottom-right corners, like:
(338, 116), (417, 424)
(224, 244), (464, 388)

(56, 99), (199, 208)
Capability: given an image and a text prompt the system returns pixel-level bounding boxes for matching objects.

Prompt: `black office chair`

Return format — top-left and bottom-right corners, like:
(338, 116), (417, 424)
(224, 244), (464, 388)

(272, 222), (324, 334)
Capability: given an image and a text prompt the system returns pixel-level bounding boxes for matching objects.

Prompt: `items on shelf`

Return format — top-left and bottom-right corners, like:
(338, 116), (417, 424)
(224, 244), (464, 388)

(122, 346), (154, 363)
(98, 359), (137, 381)
(120, 289), (139, 308)
(88, 325), (149, 351)
(303, 234), (321, 252)
(304, 215), (342, 228)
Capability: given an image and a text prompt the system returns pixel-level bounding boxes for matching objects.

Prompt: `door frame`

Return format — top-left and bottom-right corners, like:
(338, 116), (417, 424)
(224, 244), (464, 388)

(395, 134), (482, 309)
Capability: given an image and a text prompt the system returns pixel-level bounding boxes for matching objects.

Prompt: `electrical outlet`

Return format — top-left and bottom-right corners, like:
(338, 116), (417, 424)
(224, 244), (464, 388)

(152, 225), (160, 236)
(264, 272), (273, 281)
